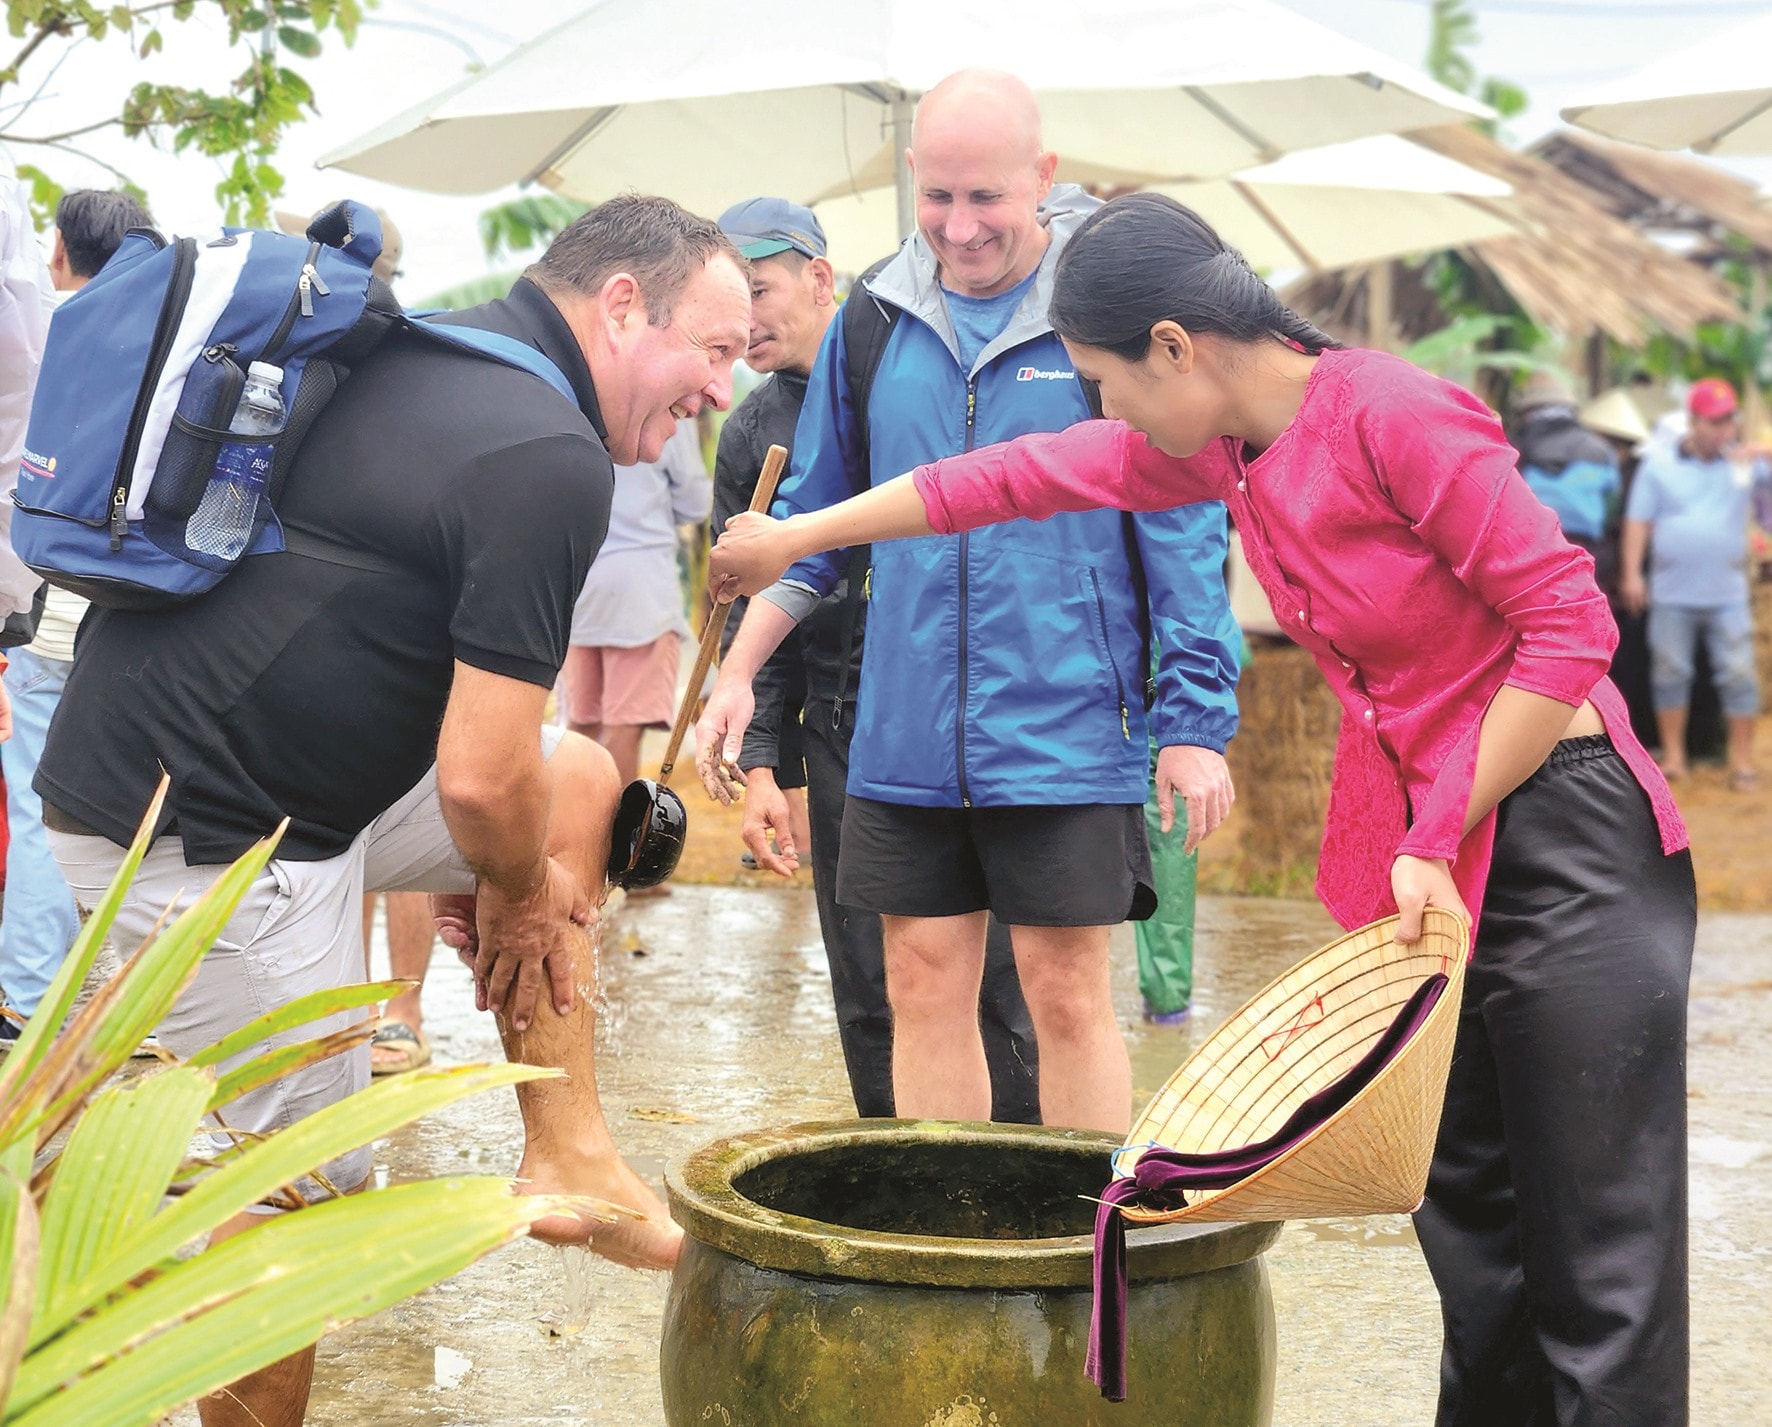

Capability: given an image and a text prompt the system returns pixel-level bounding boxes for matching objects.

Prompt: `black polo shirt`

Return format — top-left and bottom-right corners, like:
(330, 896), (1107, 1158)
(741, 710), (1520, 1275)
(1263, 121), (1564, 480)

(37, 278), (614, 863)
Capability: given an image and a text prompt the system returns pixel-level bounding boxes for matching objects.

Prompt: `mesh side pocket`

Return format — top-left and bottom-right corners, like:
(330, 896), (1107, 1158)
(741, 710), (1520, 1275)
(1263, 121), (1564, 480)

(268, 359), (339, 504)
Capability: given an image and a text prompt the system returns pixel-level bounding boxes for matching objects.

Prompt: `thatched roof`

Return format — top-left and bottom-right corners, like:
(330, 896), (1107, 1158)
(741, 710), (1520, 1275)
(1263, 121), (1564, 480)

(1530, 128), (1772, 261)
(1286, 124), (1741, 347)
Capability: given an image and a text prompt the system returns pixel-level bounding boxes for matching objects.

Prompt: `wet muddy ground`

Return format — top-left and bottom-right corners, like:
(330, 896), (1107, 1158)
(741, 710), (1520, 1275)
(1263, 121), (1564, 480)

(202, 885), (1772, 1427)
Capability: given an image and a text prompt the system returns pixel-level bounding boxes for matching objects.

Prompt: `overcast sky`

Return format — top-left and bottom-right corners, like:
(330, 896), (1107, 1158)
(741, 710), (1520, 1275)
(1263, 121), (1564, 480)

(3, 0), (1769, 298)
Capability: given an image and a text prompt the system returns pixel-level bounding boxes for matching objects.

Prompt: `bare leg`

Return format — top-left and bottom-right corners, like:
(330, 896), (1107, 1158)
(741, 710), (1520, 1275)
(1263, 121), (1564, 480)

(1010, 924), (1131, 1133)
(371, 893), (436, 1069)
(1655, 705), (1689, 778)
(1727, 713), (1757, 783)
(195, 1183), (366, 1427)
(884, 911), (991, 1120)
(480, 730), (681, 1268)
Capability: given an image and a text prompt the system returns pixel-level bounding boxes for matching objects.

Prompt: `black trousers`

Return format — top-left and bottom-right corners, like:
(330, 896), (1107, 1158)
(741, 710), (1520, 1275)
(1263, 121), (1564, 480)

(800, 700), (1040, 1122)
(1414, 737), (1696, 1427)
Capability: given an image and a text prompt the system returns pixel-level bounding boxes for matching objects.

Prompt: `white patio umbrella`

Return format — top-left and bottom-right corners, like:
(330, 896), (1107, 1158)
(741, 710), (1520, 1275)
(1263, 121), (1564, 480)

(319, 0), (1487, 237)
(1561, 11), (1772, 156)
(810, 134), (1519, 273)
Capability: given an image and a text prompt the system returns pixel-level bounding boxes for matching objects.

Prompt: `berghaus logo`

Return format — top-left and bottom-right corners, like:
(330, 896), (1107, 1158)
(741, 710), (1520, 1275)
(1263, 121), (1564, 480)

(19, 446), (55, 480)
(1016, 366), (1075, 381)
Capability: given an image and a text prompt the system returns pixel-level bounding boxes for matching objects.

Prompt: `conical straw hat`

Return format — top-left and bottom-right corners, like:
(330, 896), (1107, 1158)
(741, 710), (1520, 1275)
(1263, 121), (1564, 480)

(1118, 907), (1468, 1224)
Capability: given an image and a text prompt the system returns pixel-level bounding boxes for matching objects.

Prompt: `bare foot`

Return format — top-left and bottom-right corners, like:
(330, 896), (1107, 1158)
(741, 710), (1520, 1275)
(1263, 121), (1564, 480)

(517, 1151), (684, 1271)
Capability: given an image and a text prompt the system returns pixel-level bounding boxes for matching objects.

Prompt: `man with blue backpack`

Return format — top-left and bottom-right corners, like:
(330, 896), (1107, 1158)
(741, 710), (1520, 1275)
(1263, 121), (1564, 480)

(699, 71), (1241, 1136)
(23, 195), (748, 1426)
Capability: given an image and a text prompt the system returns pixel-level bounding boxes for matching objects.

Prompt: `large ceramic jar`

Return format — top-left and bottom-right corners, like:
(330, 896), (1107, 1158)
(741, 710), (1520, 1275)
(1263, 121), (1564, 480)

(662, 1119), (1280, 1426)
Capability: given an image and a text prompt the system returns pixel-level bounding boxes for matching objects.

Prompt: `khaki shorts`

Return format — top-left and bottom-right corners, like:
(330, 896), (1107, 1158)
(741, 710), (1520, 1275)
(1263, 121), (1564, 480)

(48, 725), (566, 1201)
(558, 632), (680, 728)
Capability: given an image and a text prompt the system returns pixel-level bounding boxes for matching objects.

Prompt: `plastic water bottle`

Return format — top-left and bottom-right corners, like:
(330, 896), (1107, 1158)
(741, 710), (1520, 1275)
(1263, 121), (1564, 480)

(185, 361), (285, 560)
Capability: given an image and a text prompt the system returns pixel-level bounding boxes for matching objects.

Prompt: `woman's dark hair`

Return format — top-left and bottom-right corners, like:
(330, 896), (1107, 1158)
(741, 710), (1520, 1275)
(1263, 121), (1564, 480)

(1050, 192), (1342, 361)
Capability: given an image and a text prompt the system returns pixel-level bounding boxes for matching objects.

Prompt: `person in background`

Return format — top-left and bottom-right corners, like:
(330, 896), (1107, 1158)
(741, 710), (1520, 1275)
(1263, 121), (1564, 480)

(561, 416), (709, 792)
(1, 187), (151, 1050)
(1509, 370), (1620, 567)
(1621, 377), (1767, 790)
(710, 199), (817, 876)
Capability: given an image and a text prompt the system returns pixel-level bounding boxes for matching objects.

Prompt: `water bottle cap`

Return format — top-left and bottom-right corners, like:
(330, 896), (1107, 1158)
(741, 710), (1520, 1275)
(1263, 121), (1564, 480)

(247, 361), (284, 384)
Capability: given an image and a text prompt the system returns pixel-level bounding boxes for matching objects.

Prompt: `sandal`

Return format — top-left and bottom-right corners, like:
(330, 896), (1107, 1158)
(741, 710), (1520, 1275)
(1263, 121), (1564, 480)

(370, 1020), (431, 1076)
(1728, 768), (1760, 793)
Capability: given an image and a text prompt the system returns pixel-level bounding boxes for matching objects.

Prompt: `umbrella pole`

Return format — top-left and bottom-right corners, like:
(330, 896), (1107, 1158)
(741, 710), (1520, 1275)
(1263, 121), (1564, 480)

(892, 94), (917, 241)
(1367, 262), (1393, 352)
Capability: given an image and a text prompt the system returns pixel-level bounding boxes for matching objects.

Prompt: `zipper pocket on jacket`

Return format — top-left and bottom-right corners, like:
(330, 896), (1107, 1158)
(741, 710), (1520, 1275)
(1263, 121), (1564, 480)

(1089, 569), (1132, 740)
(108, 235), (198, 547)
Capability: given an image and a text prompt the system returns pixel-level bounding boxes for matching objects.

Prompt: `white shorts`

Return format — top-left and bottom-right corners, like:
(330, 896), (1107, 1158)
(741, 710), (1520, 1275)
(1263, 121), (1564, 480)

(49, 725), (566, 1200)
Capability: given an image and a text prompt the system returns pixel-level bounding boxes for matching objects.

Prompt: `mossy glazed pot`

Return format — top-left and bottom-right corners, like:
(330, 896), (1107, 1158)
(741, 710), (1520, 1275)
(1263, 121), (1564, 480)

(661, 1119), (1281, 1426)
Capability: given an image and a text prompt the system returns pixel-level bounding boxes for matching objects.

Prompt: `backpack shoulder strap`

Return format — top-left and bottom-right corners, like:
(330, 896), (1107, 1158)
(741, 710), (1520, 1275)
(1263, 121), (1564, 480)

(827, 256), (900, 721)
(405, 315), (576, 404)
(842, 256), (901, 453)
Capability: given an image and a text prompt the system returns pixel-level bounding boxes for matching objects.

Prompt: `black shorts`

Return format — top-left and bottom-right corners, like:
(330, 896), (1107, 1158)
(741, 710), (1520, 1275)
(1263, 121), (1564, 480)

(836, 797), (1156, 926)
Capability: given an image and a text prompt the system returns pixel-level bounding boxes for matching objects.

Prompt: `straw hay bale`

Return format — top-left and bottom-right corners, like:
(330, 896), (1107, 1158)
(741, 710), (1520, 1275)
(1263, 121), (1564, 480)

(1224, 641), (1341, 894)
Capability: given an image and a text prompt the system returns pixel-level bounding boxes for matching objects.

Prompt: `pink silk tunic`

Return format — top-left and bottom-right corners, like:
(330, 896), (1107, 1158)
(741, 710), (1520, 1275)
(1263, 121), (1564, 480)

(912, 347), (1688, 933)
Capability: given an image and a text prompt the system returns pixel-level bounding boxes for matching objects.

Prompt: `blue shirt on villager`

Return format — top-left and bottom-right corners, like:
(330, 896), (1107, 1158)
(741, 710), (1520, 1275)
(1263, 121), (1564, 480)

(1625, 442), (1770, 608)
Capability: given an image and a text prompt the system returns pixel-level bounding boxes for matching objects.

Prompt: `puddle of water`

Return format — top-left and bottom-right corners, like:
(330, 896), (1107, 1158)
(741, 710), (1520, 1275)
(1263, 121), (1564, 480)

(432, 1344), (472, 1390)
(1292, 1215), (1420, 1249)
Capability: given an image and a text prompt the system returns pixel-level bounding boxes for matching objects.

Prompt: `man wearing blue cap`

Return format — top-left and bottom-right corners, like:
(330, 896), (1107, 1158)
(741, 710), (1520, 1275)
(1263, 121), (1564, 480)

(711, 196), (1041, 1121)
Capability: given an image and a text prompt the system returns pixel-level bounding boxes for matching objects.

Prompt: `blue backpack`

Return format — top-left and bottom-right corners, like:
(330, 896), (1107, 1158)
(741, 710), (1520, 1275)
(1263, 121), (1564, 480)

(11, 200), (573, 608)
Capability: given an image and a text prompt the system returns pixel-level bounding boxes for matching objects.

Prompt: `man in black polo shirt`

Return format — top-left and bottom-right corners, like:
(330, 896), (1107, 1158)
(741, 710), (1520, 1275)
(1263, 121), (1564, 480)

(38, 196), (749, 1426)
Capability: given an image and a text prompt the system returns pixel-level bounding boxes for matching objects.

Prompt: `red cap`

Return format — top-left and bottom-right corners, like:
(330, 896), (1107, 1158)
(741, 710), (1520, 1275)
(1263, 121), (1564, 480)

(1688, 377), (1739, 420)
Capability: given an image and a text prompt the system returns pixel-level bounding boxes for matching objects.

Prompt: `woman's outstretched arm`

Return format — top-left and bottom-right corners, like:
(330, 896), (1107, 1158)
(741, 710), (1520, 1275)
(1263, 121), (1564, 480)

(708, 419), (1233, 601)
(708, 473), (933, 602)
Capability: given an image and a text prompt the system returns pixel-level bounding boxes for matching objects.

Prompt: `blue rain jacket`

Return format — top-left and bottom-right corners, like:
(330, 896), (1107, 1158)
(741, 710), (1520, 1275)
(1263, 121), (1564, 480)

(769, 187), (1240, 809)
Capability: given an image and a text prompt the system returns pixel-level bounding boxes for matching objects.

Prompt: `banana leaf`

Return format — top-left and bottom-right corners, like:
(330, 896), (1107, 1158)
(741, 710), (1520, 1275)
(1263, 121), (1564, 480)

(0, 827), (280, 1151)
(8, 1177), (575, 1426)
(28, 1063), (561, 1346)
(0, 781), (166, 1112)
(185, 980), (410, 1069)
(0, 1160), (40, 1410)
(203, 1022), (377, 1114)
(33, 1068), (215, 1324)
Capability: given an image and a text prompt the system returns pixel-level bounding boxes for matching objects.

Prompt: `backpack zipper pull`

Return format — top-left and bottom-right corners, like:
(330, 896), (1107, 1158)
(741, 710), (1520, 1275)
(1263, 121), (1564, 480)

(297, 263), (329, 318)
(109, 488), (128, 551)
(1121, 703), (1131, 740)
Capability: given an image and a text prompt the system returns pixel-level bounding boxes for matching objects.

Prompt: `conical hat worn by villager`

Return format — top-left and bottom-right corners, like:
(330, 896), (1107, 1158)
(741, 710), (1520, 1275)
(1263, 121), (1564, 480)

(1117, 906), (1469, 1225)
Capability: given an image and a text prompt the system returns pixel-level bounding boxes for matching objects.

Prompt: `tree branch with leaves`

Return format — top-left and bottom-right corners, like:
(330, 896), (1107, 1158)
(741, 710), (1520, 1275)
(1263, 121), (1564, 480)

(1, 0), (367, 226)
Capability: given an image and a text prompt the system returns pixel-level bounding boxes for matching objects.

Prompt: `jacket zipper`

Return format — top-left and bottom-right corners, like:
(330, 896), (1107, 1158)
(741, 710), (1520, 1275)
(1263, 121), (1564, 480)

(107, 236), (198, 547)
(1089, 569), (1132, 740)
(261, 240), (324, 361)
(957, 379), (978, 807)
